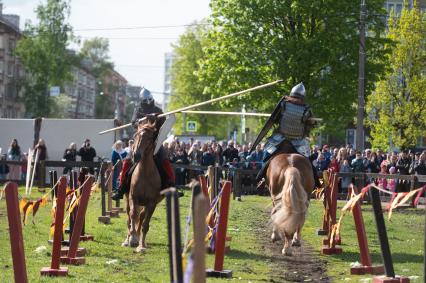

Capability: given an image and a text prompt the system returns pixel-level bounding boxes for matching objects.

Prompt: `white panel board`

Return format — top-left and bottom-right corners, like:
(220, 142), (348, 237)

(0, 119), (34, 156)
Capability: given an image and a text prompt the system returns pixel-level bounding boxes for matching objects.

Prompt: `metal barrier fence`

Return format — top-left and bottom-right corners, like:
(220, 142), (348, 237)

(0, 160), (101, 187)
(171, 163), (260, 196)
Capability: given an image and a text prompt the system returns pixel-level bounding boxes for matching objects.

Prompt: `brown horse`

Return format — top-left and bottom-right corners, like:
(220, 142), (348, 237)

(122, 121), (164, 252)
(267, 153), (314, 255)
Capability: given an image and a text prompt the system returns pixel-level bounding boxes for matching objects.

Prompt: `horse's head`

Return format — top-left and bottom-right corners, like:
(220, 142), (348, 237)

(133, 121), (157, 161)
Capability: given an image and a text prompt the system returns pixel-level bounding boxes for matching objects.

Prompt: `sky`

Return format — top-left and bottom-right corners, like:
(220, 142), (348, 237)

(3, 0), (211, 103)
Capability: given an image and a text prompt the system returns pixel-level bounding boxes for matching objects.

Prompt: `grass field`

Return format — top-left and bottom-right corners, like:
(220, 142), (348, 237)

(0, 186), (424, 282)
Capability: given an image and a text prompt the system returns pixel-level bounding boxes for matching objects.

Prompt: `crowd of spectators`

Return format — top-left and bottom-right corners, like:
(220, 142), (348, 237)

(164, 137), (426, 192)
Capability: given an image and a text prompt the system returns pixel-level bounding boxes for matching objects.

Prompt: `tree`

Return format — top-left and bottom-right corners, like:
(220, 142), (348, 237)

(50, 94), (73, 118)
(366, 5), (426, 151)
(79, 37), (115, 119)
(80, 37), (114, 77)
(16, 0), (74, 117)
(197, 0), (388, 138)
(169, 21), (249, 140)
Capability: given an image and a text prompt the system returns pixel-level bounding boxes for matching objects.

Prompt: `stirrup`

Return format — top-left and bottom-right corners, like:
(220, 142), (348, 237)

(112, 191), (124, 200)
(256, 178), (266, 190)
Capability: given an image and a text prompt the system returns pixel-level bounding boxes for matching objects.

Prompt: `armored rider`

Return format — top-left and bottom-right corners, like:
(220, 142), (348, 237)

(250, 82), (321, 189)
(112, 87), (175, 200)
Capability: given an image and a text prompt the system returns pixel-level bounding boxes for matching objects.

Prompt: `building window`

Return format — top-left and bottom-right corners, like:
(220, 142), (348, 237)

(7, 61), (13, 77)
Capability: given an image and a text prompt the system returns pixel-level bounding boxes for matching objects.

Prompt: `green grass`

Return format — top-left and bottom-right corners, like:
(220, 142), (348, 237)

(0, 187), (424, 282)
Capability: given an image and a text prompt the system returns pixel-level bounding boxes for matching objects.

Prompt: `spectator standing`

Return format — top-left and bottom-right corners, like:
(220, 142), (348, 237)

(223, 140), (239, 164)
(172, 148), (189, 186)
(7, 138), (21, 180)
(367, 151), (381, 173)
(248, 144), (264, 169)
(34, 138), (48, 185)
(238, 145), (250, 161)
(111, 140), (127, 191)
(413, 152), (426, 186)
(388, 167), (397, 193)
(351, 151), (366, 173)
(396, 150), (411, 192)
(0, 154), (9, 180)
(347, 148), (356, 165)
(78, 139), (97, 174)
(322, 144), (331, 161)
(339, 160), (352, 195)
(328, 156), (339, 172)
(62, 142), (77, 174)
(315, 153), (329, 174)
(201, 146), (215, 167)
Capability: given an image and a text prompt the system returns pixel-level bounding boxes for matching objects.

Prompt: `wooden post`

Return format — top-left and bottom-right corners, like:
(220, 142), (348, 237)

(39, 160), (46, 188)
(61, 176), (94, 265)
(5, 182), (29, 282)
(198, 175), (209, 198)
(193, 193), (208, 283)
(98, 163), (110, 224)
(207, 181), (233, 278)
(49, 170), (58, 199)
(165, 188), (183, 283)
(321, 172), (342, 254)
(370, 187), (409, 283)
(106, 163), (118, 218)
(207, 166), (215, 203)
(317, 170), (329, 236)
(41, 177), (68, 276)
(349, 185), (384, 275)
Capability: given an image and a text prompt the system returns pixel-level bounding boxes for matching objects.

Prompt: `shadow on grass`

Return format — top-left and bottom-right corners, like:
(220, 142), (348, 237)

(331, 250), (424, 264)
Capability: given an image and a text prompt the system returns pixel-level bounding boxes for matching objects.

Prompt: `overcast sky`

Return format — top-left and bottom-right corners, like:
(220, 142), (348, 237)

(3, 0), (211, 102)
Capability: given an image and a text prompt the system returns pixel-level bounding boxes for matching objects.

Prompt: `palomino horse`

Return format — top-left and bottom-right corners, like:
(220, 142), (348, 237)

(123, 121), (164, 252)
(267, 153), (314, 255)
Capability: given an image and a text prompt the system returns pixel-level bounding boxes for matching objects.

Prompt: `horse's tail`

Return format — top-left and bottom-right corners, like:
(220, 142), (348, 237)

(272, 167), (309, 237)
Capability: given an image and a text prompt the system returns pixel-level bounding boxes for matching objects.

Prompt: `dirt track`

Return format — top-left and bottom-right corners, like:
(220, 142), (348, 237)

(260, 217), (330, 282)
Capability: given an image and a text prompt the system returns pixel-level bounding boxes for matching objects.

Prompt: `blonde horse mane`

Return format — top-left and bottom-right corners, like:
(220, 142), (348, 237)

(272, 167), (309, 238)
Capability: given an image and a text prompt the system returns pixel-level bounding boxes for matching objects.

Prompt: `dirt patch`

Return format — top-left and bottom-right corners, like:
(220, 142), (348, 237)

(259, 222), (330, 282)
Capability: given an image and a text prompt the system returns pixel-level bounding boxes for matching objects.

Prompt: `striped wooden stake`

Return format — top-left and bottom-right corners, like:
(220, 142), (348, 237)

(5, 182), (29, 282)
(41, 177), (68, 276)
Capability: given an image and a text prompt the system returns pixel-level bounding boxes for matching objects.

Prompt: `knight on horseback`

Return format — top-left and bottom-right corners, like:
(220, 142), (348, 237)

(250, 82), (321, 190)
(112, 87), (175, 200)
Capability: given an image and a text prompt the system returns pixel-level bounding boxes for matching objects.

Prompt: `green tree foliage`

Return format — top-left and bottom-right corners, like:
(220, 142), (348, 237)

(50, 93), (73, 118)
(169, 22), (241, 139)
(16, 0), (74, 117)
(197, 0), (388, 138)
(366, 5), (426, 151)
(79, 37), (115, 119)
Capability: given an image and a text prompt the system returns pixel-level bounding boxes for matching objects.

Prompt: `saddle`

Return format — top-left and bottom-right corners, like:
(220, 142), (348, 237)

(256, 140), (299, 181)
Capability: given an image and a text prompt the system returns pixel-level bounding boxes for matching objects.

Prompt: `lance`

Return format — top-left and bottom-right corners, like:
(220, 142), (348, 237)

(98, 80), (282, 135)
(182, 110), (323, 122)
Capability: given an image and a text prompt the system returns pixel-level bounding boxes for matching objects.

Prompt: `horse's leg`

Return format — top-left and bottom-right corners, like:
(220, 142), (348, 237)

(282, 235), (292, 255)
(292, 227), (302, 247)
(136, 207), (146, 238)
(271, 225), (282, 243)
(136, 203), (156, 252)
(122, 194), (131, 247)
(129, 199), (140, 248)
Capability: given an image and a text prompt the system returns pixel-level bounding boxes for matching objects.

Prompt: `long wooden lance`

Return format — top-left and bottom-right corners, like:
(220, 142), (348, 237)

(98, 80), (282, 135)
(182, 110), (323, 122)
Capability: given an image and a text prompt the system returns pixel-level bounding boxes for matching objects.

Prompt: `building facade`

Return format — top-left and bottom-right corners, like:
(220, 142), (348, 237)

(63, 59), (97, 118)
(162, 52), (174, 110)
(101, 70), (127, 121)
(0, 5), (25, 118)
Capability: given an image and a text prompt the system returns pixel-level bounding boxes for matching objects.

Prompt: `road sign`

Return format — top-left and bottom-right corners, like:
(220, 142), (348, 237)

(186, 121), (197, 132)
(50, 86), (60, 97)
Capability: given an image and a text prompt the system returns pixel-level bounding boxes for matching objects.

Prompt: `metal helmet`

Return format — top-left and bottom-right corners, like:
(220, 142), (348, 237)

(139, 87), (154, 104)
(290, 82), (306, 99)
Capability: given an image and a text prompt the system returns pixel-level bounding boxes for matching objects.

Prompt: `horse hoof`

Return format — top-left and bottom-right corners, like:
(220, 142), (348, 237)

(291, 239), (301, 247)
(121, 240), (129, 247)
(130, 241), (139, 248)
(282, 248), (292, 256)
(135, 246), (146, 253)
(271, 232), (281, 243)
